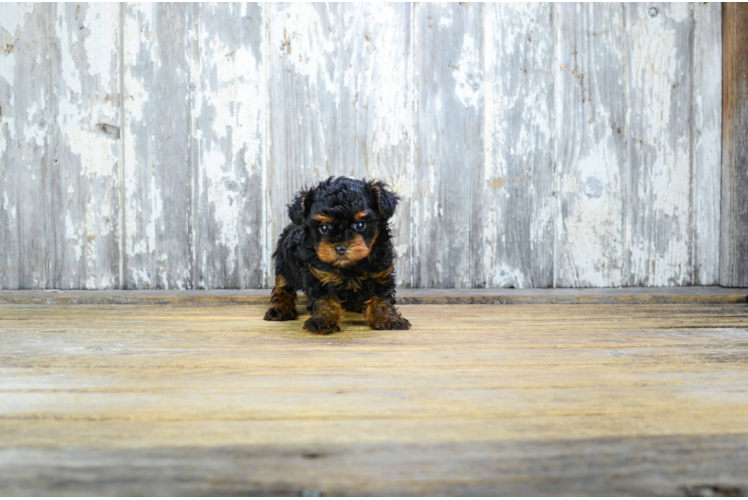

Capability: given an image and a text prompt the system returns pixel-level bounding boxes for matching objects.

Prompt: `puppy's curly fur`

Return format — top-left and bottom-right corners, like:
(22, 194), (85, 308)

(264, 177), (410, 334)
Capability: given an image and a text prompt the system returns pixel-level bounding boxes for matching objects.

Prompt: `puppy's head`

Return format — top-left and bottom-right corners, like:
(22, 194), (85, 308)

(289, 177), (399, 268)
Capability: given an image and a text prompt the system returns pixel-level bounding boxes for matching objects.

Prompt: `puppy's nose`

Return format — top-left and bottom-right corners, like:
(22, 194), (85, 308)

(334, 244), (347, 256)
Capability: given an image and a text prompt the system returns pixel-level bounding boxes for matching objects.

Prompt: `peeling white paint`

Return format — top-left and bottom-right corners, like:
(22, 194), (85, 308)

(2, 192), (15, 220)
(0, 50), (16, 89)
(22, 101), (46, 145)
(627, 3), (692, 286)
(123, 2), (160, 276)
(669, 3), (690, 23)
(271, 4), (338, 100)
(453, 32), (482, 109)
(58, 12), (82, 98)
(203, 149), (240, 261)
(131, 268), (151, 288)
(559, 144), (624, 287)
(489, 263), (526, 289)
(482, 4), (498, 283)
(692, 2), (722, 285)
(66, 212), (82, 262)
(83, 3), (117, 86)
(68, 126), (117, 178)
(145, 171), (163, 256)
(481, 3), (554, 288)
(554, 4), (627, 288)
(0, 2), (725, 290)
(0, 3), (36, 36)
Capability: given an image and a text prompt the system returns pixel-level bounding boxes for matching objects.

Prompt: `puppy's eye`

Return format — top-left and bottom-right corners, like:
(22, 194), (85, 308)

(353, 221), (365, 231)
(319, 225), (330, 234)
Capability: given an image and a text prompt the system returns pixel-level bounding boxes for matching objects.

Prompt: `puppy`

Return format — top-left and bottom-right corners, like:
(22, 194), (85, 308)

(264, 177), (410, 334)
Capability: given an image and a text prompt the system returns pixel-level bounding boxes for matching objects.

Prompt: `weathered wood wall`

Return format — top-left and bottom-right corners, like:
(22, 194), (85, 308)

(721, 3), (748, 287)
(0, 3), (724, 289)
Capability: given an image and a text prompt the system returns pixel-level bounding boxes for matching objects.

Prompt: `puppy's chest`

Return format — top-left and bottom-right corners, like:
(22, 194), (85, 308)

(310, 266), (393, 292)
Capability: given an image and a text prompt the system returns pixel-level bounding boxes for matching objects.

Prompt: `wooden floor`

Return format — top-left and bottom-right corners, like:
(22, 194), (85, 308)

(1, 293), (748, 495)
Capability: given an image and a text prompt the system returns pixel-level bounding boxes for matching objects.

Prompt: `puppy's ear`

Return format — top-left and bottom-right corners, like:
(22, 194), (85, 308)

(288, 186), (315, 225)
(368, 180), (399, 220)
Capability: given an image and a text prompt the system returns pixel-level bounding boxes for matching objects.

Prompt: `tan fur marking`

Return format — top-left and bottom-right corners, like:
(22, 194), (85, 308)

(313, 214), (333, 224)
(310, 267), (344, 287)
(311, 266), (391, 291)
(367, 266), (394, 283)
(363, 296), (395, 329)
(316, 240), (338, 264)
(354, 211), (369, 221)
(369, 228), (379, 249)
(363, 295), (410, 330)
(316, 235), (373, 268)
(344, 235), (371, 263)
(314, 296), (344, 324)
(266, 274), (297, 318)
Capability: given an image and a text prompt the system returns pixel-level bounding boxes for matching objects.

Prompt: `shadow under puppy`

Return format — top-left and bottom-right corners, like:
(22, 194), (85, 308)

(264, 177), (410, 334)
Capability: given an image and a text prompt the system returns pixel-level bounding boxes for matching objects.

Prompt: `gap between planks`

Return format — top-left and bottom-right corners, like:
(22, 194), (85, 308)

(0, 287), (746, 305)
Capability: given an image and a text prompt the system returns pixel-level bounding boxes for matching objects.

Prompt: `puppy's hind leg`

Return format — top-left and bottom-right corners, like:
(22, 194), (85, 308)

(264, 274), (298, 321)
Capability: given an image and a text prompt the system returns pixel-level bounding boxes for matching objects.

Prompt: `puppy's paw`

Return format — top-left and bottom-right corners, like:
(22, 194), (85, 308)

(370, 315), (411, 330)
(304, 317), (341, 335)
(264, 307), (298, 321)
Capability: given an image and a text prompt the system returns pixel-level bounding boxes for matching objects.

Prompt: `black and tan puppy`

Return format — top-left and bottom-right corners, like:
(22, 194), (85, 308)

(264, 177), (410, 334)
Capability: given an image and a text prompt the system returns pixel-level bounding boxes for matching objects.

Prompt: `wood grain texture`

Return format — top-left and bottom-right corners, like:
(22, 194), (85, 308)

(720, 3), (748, 287)
(0, 4), (49, 289)
(1, 436), (747, 496)
(0, 287), (746, 306)
(190, 3), (265, 289)
(626, 3), (693, 286)
(122, 3), (193, 289)
(0, 301), (747, 494)
(266, 3), (412, 287)
(413, 3), (483, 288)
(555, 4), (626, 287)
(0, 3), (728, 290)
(51, 3), (121, 290)
(692, 3), (721, 286)
(0, 4), (120, 290)
(482, 3), (554, 288)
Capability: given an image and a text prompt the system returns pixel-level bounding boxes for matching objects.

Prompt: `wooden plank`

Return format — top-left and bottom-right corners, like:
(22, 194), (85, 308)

(482, 3), (554, 288)
(555, 4), (626, 287)
(0, 287), (746, 305)
(190, 3), (265, 289)
(265, 4), (412, 287)
(122, 3), (193, 289)
(1, 435), (746, 496)
(0, 4), (51, 289)
(49, 3), (121, 289)
(692, 3), (722, 286)
(2, 303), (748, 426)
(626, 3), (693, 286)
(265, 3), (341, 287)
(336, 3), (413, 287)
(720, 3), (748, 287)
(0, 302), (747, 494)
(413, 3), (483, 287)
(0, 4), (120, 290)
(0, 3), (730, 291)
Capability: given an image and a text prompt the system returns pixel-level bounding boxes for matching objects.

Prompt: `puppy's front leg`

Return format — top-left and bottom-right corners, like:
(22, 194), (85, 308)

(364, 295), (410, 330)
(304, 296), (344, 334)
(264, 274), (298, 321)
